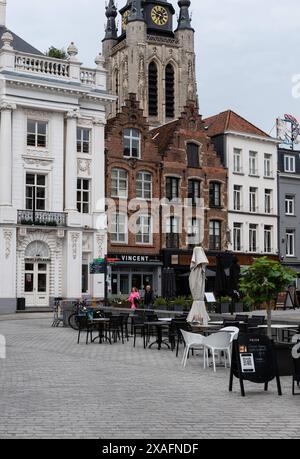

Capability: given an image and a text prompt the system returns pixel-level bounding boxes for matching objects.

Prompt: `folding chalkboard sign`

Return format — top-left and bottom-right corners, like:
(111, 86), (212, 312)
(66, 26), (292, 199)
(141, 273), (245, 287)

(276, 291), (294, 310)
(293, 358), (300, 396)
(293, 338), (300, 396)
(229, 334), (282, 397)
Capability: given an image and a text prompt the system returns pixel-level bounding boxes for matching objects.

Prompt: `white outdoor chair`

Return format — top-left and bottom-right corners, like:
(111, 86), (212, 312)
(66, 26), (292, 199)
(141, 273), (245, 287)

(203, 332), (232, 373)
(220, 326), (239, 343)
(180, 329), (205, 368)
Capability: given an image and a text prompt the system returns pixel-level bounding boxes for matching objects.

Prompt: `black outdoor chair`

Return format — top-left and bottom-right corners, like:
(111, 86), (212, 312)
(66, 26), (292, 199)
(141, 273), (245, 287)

(132, 316), (146, 348)
(107, 316), (124, 344)
(119, 313), (130, 341)
(144, 314), (159, 345)
(246, 317), (265, 334)
(235, 314), (249, 323)
(251, 315), (266, 325)
(76, 315), (93, 345)
(170, 320), (193, 357)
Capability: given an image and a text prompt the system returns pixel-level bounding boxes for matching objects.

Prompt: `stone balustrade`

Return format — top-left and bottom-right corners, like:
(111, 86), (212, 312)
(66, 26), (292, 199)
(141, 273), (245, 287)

(12, 52), (99, 87)
(15, 53), (70, 78)
(80, 68), (96, 86)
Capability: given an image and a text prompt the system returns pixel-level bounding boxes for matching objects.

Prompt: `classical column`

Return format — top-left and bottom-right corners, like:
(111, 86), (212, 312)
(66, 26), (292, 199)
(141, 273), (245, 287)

(0, 102), (15, 207)
(92, 118), (106, 214)
(65, 110), (79, 214)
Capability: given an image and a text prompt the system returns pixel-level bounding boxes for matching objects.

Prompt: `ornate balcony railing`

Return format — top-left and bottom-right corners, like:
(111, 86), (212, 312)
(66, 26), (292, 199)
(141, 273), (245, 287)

(80, 68), (96, 86)
(15, 53), (70, 78)
(14, 53), (98, 87)
(18, 210), (66, 227)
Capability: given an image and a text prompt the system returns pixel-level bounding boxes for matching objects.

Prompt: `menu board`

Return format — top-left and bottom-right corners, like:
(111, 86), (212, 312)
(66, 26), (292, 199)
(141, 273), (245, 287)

(229, 334), (282, 396)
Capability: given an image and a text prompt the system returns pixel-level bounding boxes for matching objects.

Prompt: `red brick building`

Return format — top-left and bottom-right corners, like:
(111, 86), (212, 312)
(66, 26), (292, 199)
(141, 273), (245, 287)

(105, 95), (164, 297)
(105, 97), (229, 297)
(152, 102), (228, 295)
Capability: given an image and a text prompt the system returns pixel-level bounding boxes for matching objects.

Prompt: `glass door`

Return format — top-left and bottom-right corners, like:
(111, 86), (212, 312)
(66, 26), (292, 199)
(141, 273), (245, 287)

(24, 261), (49, 307)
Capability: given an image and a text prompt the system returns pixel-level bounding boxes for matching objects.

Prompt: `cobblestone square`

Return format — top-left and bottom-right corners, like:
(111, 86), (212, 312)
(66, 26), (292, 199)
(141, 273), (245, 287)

(0, 316), (299, 439)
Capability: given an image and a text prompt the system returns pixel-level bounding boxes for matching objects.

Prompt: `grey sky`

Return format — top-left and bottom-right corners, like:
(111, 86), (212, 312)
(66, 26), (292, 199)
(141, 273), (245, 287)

(6, 0), (300, 134)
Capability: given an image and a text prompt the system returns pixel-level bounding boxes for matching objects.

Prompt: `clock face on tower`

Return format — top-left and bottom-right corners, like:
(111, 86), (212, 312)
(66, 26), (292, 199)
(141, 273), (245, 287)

(151, 5), (169, 26)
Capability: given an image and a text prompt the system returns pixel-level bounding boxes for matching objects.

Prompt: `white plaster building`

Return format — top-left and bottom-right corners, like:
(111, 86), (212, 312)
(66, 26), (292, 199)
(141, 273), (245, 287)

(205, 110), (279, 264)
(0, 1), (114, 312)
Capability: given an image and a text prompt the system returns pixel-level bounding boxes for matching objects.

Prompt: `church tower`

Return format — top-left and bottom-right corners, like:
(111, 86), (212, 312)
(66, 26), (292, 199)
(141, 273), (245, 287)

(102, 0), (197, 127)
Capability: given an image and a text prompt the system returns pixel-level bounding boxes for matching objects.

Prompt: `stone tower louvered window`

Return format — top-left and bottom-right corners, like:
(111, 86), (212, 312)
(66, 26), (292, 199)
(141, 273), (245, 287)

(165, 63), (175, 118)
(148, 62), (158, 117)
(115, 70), (119, 110)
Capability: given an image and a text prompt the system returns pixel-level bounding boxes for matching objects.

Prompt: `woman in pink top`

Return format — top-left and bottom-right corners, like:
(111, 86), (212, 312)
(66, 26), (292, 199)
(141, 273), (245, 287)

(129, 287), (140, 310)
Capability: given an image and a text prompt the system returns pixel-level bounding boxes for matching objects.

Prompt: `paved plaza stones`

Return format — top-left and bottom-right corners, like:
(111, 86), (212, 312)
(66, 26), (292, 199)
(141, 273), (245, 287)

(0, 315), (299, 439)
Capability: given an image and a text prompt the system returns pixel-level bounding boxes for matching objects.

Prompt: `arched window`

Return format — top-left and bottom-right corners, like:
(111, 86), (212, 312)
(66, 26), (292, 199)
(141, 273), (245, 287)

(111, 168), (128, 199)
(165, 63), (175, 118)
(25, 241), (50, 259)
(148, 61), (158, 117)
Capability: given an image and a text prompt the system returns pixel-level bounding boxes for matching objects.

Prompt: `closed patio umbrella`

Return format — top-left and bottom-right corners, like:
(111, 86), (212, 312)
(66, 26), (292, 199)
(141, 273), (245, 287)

(187, 247), (210, 325)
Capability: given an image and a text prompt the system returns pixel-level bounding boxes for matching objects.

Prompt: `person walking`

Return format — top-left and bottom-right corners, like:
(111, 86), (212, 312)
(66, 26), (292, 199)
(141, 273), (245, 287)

(128, 287), (140, 311)
(144, 285), (155, 310)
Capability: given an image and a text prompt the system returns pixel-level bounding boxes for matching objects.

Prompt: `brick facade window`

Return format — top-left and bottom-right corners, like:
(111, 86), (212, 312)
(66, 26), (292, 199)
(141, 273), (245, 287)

(136, 171), (152, 200)
(111, 213), (128, 244)
(166, 216), (180, 248)
(136, 215), (152, 245)
(209, 220), (221, 251)
(111, 168), (128, 199)
(209, 182), (221, 208)
(187, 218), (201, 246)
(187, 143), (200, 168)
(124, 128), (141, 159)
(166, 177), (179, 200)
(188, 179), (201, 205)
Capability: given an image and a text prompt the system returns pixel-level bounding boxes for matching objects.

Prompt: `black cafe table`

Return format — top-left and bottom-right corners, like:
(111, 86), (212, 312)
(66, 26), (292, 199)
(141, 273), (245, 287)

(191, 324), (224, 336)
(145, 321), (171, 350)
(88, 318), (111, 344)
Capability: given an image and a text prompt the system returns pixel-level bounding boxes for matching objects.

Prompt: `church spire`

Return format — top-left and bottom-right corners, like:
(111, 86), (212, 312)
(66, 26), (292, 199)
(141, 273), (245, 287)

(104, 0), (118, 41)
(128, 0), (144, 23)
(177, 0), (193, 30)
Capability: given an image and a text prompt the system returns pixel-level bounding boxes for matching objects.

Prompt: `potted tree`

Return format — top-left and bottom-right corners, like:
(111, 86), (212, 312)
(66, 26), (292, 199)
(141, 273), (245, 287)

(239, 257), (297, 338)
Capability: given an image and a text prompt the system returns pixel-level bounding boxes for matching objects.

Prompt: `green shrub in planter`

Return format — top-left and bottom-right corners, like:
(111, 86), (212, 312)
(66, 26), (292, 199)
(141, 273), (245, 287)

(154, 298), (168, 310)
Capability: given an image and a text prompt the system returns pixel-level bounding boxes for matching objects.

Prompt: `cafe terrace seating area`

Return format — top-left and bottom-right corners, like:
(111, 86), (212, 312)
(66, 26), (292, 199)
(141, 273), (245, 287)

(68, 308), (300, 378)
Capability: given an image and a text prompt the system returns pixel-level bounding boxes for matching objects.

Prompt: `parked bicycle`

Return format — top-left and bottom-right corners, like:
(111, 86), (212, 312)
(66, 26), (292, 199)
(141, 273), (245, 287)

(68, 299), (105, 330)
(68, 299), (89, 330)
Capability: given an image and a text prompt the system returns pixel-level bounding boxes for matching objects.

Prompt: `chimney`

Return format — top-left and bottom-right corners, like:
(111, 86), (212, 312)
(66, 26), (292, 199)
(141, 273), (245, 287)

(0, 1), (6, 27)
